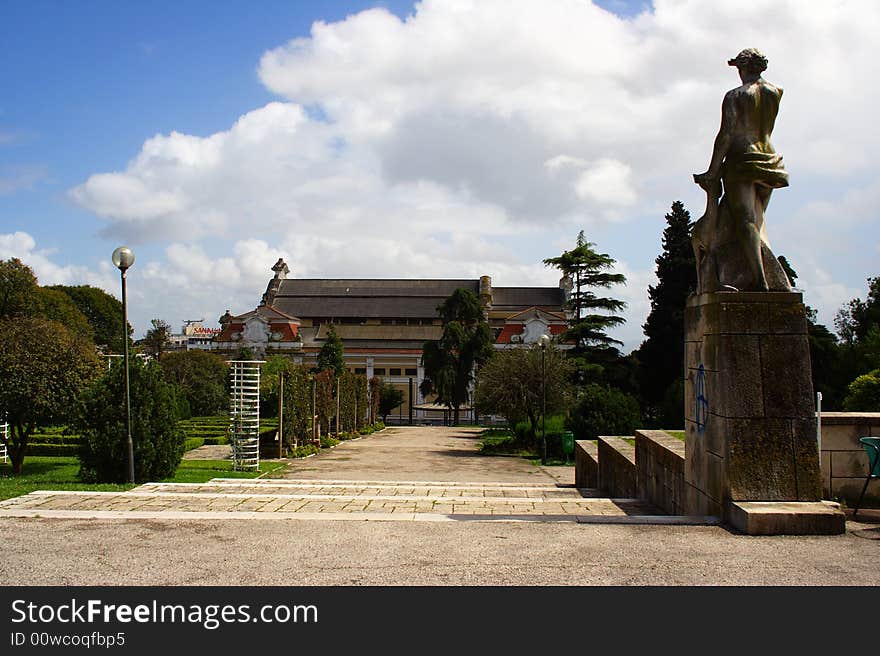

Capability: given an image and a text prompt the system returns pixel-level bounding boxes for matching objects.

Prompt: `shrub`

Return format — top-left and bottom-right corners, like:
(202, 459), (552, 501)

(567, 384), (641, 439)
(843, 369), (880, 411)
(320, 435), (340, 448)
(76, 359), (186, 483)
(292, 444), (319, 458)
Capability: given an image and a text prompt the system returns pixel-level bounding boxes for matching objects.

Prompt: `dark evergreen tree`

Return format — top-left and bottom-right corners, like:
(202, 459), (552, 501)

(421, 288), (494, 425)
(316, 324), (346, 378)
(636, 201), (696, 426)
(543, 231), (627, 382)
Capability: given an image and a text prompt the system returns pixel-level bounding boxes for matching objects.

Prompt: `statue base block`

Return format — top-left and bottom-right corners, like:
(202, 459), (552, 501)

(728, 501), (845, 535)
(684, 292), (827, 532)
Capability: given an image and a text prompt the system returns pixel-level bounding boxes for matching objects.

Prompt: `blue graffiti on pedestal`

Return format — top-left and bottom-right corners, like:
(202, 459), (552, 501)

(695, 364), (708, 435)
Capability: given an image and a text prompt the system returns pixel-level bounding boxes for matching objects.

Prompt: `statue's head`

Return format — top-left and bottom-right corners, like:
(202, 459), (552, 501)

(728, 48), (768, 75)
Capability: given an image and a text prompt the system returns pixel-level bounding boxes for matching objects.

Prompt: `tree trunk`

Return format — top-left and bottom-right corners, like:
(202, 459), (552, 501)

(453, 405), (460, 426)
(10, 424), (31, 475)
(11, 447), (26, 474)
(526, 410), (538, 446)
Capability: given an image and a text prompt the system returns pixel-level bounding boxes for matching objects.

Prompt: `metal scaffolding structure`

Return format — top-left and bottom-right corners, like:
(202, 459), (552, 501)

(228, 360), (264, 471)
(0, 419), (8, 464)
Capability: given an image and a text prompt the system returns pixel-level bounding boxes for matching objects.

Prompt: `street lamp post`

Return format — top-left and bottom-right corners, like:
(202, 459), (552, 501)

(538, 334), (551, 466)
(112, 246), (135, 484)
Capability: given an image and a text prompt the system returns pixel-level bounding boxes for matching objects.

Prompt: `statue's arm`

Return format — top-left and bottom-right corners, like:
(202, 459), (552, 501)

(694, 92), (735, 189)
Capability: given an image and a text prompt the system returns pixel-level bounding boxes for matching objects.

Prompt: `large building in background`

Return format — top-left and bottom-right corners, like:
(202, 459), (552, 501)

(212, 259), (571, 419)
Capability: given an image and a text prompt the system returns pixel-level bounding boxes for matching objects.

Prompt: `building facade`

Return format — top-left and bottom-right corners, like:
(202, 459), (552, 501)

(212, 259), (571, 420)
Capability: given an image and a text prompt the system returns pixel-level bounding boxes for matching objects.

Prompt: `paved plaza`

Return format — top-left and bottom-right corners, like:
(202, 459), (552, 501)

(0, 427), (665, 521)
(0, 426), (877, 585)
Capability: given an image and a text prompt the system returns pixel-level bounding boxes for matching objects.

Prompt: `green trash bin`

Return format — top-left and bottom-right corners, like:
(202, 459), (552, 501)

(562, 431), (574, 457)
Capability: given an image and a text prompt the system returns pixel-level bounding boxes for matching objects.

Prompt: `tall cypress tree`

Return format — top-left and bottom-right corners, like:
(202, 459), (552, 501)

(637, 201), (696, 425)
(543, 231), (627, 381)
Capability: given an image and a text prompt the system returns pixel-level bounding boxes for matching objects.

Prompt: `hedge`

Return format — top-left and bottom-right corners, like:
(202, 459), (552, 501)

(26, 443), (81, 457)
(183, 437), (205, 452)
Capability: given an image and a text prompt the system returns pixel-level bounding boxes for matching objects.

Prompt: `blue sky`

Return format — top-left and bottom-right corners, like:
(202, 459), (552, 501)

(1, 0), (417, 271)
(2, 0), (877, 350)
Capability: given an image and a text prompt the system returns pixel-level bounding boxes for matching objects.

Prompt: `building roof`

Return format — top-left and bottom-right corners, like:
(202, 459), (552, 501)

(269, 278), (564, 320)
(491, 287), (566, 309)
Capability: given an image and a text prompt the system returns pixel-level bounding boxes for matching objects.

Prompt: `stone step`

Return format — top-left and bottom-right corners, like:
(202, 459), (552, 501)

(0, 488), (661, 520)
(210, 477), (568, 489)
(134, 480), (593, 500)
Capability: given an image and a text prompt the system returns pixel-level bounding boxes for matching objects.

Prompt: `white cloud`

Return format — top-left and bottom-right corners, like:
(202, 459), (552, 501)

(60, 0), (880, 349)
(0, 231), (117, 291)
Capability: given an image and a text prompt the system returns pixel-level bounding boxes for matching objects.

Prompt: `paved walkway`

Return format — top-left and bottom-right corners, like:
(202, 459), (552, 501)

(272, 426), (564, 483)
(0, 426), (678, 523)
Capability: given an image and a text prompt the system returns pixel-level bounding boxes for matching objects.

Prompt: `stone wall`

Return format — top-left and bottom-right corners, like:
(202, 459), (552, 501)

(574, 440), (598, 489)
(820, 412), (880, 506)
(597, 436), (637, 498)
(635, 430), (686, 515)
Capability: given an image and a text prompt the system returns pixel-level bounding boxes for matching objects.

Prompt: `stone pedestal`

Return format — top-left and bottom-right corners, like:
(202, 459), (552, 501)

(683, 292), (840, 533)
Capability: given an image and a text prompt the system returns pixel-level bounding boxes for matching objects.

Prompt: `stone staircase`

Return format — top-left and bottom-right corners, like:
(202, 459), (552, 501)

(0, 477), (718, 524)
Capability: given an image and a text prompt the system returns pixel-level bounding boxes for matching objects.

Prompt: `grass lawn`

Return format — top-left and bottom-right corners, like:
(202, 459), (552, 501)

(166, 460), (286, 483)
(0, 457), (133, 502)
(0, 456), (287, 501)
(666, 430), (686, 441)
(480, 430), (574, 466)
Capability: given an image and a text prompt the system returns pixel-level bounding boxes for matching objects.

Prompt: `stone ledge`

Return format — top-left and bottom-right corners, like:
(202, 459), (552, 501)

(598, 436), (636, 498)
(574, 440), (599, 488)
(727, 501), (845, 535)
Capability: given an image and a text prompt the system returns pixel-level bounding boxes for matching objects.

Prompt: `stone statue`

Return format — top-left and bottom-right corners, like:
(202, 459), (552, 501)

(692, 48), (792, 293)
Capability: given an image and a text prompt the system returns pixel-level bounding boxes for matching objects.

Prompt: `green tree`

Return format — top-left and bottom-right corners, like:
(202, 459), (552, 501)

(543, 232), (627, 381)
(0, 258), (40, 319)
(835, 276), (880, 346)
(314, 369), (335, 435)
(76, 359), (186, 483)
(0, 317), (101, 473)
(47, 285), (128, 352)
(368, 376), (381, 424)
(316, 325), (346, 378)
(159, 350), (229, 417)
(636, 201), (696, 426)
(261, 355), (293, 419)
(567, 384), (641, 439)
(280, 364), (313, 447)
(337, 371), (368, 432)
(143, 318), (171, 360)
(38, 287), (94, 341)
(474, 344), (574, 444)
(421, 288), (494, 425)
(378, 381), (405, 422)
